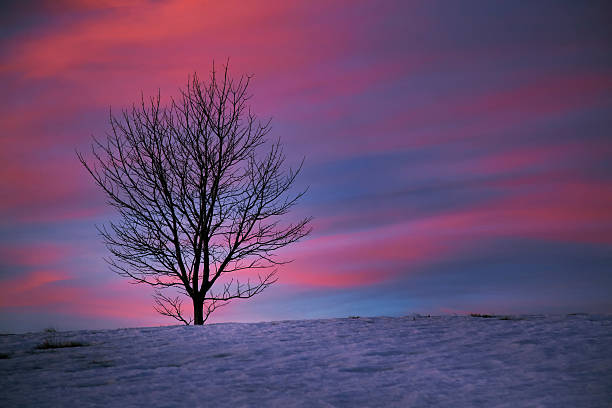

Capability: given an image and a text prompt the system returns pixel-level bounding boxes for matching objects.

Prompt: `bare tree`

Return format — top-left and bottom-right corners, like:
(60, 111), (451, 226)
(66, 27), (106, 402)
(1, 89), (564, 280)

(78, 63), (311, 325)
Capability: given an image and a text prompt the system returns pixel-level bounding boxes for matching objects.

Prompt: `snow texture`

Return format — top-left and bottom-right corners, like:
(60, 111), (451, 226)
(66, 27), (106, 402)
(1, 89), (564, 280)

(1, 314), (611, 407)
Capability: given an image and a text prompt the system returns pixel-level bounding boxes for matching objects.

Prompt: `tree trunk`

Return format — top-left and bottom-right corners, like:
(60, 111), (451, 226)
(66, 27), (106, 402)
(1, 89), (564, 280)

(193, 296), (204, 325)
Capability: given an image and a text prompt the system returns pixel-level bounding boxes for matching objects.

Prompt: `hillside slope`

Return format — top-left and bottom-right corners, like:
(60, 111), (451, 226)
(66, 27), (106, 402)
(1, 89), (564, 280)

(1, 315), (611, 407)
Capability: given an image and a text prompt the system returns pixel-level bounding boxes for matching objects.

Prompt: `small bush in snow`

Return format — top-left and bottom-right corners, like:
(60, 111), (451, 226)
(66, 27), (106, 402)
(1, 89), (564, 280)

(36, 328), (88, 350)
(35, 339), (87, 350)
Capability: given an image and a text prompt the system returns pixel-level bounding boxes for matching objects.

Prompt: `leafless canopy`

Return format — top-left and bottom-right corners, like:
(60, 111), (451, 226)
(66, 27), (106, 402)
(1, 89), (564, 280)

(78, 63), (311, 325)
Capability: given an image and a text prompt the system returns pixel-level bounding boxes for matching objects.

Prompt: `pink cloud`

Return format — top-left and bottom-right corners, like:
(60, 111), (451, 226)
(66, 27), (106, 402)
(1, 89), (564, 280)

(465, 142), (597, 175)
(2, 1), (358, 83)
(0, 269), (156, 319)
(405, 179), (612, 245)
(0, 157), (107, 223)
(0, 270), (71, 307)
(448, 73), (612, 119)
(0, 243), (70, 267)
(280, 264), (385, 288)
(332, 72), (612, 156)
(274, 220), (459, 288)
(281, 176), (612, 289)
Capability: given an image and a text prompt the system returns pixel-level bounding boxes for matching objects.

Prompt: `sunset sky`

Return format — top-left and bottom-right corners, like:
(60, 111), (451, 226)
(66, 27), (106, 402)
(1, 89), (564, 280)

(1, 0), (611, 332)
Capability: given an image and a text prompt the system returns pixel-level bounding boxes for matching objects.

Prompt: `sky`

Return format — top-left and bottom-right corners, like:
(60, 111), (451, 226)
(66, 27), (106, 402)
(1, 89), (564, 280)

(1, 0), (611, 333)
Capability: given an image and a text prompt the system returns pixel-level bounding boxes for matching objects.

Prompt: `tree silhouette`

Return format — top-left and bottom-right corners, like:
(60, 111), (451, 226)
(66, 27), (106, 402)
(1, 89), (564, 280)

(78, 63), (311, 325)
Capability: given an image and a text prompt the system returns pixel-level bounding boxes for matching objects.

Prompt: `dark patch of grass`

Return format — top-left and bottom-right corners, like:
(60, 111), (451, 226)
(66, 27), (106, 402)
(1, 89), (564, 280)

(0, 352), (10, 359)
(35, 339), (88, 350)
(470, 313), (496, 318)
(498, 315), (525, 321)
(497, 315), (524, 321)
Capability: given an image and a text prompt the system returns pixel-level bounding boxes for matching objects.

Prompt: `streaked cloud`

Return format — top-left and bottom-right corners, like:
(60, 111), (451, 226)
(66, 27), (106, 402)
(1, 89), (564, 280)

(1, 0), (610, 331)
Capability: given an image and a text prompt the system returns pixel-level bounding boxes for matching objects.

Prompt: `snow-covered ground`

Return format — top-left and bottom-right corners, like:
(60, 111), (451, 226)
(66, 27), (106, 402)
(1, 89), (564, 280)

(1, 314), (611, 407)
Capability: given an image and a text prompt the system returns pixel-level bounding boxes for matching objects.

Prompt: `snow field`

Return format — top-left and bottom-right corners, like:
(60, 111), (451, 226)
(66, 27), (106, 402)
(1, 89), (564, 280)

(1, 314), (611, 407)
